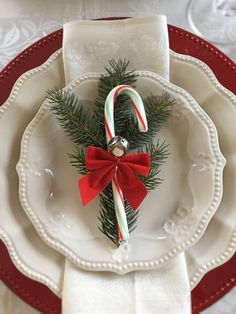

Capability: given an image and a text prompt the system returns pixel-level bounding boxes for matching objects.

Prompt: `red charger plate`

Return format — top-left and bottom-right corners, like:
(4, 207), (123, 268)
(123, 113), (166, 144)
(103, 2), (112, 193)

(0, 23), (235, 314)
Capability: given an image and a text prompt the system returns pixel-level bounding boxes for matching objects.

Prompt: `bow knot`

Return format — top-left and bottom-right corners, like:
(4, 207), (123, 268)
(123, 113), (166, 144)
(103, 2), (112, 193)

(78, 146), (150, 210)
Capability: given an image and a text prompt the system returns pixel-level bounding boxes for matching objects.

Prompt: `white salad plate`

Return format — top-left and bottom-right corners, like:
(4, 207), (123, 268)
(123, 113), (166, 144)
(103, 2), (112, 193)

(17, 70), (224, 273)
(0, 48), (235, 293)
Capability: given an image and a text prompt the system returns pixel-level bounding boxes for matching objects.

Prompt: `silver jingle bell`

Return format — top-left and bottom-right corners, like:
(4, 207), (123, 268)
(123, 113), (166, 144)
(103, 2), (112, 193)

(107, 136), (129, 157)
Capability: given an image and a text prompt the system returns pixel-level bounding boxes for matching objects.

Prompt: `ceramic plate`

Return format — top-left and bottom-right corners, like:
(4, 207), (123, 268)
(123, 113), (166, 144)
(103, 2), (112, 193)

(0, 49), (65, 296)
(17, 71), (224, 273)
(169, 50), (236, 287)
(0, 46), (234, 291)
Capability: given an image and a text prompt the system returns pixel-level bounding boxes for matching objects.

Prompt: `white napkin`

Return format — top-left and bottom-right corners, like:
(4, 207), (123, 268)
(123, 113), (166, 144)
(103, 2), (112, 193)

(62, 16), (191, 314)
(63, 16), (169, 83)
(63, 254), (190, 314)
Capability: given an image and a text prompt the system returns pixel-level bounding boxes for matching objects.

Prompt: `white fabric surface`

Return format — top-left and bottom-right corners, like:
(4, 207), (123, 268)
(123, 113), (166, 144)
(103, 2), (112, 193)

(62, 16), (190, 314)
(63, 16), (169, 84)
(2, 279), (236, 314)
(0, 0), (235, 69)
(63, 255), (190, 314)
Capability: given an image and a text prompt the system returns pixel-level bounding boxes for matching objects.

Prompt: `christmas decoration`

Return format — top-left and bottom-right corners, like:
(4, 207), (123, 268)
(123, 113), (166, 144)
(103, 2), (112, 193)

(107, 136), (129, 156)
(99, 84), (149, 241)
(79, 146), (150, 241)
(47, 59), (174, 246)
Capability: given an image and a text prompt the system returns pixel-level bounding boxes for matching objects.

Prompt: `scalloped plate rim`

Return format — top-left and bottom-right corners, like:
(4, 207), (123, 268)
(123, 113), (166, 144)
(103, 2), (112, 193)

(0, 49), (64, 296)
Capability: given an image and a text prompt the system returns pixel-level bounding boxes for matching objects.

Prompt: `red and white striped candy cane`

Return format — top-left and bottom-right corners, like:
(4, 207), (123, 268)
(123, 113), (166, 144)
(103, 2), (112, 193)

(104, 85), (148, 242)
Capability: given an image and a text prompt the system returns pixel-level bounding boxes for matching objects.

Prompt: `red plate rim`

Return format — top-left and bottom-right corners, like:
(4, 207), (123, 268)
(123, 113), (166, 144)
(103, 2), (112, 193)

(0, 22), (235, 314)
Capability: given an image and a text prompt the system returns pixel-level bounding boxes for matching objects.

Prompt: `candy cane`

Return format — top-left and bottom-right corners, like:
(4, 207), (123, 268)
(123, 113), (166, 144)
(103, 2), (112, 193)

(104, 85), (148, 242)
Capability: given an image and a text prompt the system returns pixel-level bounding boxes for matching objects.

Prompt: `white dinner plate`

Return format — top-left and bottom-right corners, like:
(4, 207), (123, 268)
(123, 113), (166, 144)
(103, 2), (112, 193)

(0, 48), (234, 292)
(17, 71), (224, 273)
(170, 51), (236, 287)
(0, 50), (65, 296)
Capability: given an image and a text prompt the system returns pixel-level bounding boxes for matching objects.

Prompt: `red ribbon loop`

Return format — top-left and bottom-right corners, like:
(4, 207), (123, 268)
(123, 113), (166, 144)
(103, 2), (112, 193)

(78, 146), (150, 210)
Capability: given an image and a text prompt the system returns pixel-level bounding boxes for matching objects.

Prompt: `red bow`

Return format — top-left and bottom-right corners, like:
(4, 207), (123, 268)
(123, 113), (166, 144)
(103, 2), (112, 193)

(78, 146), (150, 210)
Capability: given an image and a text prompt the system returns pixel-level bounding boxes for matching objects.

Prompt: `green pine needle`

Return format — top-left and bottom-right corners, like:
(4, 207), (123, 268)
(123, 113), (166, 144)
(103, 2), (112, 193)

(47, 89), (106, 148)
(68, 146), (88, 175)
(98, 185), (139, 246)
(124, 93), (174, 149)
(139, 141), (169, 191)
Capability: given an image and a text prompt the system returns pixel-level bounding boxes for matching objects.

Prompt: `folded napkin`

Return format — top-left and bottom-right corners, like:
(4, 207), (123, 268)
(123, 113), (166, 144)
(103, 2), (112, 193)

(62, 16), (191, 314)
(63, 254), (190, 314)
(63, 16), (169, 83)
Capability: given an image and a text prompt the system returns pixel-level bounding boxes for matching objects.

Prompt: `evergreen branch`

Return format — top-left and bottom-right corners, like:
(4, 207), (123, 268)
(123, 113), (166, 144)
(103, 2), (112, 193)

(139, 141), (169, 191)
(98, 184), (139, 246)
(98, 185), (118, 245)
(142, 168), (163, 191)
(98, 141), (169, 245)
(149, 141), (170, 167)
(48, 59), (174, 246)
(124, 93), (174, 149)
(47, 89), (106, 148)
(68, 146), (88, 175)
(125, 201), (139, 233)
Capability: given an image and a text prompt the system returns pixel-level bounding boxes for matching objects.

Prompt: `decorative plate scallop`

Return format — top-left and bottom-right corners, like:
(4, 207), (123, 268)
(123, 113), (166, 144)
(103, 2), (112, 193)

(169, 50), (236, 287)
(17, 70), (225, 273)
(0, 49), (65, 295)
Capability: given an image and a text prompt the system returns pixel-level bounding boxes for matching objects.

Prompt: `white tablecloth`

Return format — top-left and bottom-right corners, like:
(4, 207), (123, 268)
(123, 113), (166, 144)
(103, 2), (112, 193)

(0, 0), (235, 313)
(0, 0), (235, 69)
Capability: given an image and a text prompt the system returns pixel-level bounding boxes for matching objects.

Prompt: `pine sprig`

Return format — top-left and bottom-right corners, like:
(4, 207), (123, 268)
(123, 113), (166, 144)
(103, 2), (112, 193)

(124, 93), (174, 149)
(98, 185), (119, 245)
(98, 185), (139, 246)
(47, 89), (106, 148)
(138, 141), (169, 191)
(68, 146), (87, 175)
(47, 59), (174, 246)
(148, 141), (170, 168)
